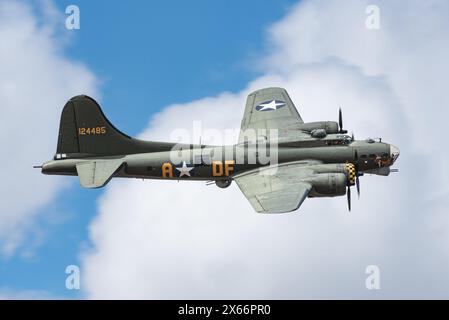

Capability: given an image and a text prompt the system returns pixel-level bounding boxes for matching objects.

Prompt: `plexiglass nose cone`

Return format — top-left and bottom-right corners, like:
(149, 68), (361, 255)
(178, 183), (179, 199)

(390, 144), (400, 162)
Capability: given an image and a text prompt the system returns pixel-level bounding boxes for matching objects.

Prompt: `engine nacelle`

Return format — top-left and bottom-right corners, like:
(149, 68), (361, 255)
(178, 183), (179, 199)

(216, 179), (232, 188)
(298, 121), (339, 134)
(305, 173), (347, 197)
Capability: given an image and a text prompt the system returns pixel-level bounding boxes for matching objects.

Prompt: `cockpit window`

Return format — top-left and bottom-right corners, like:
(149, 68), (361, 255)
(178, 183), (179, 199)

(331, 134), (352, 145)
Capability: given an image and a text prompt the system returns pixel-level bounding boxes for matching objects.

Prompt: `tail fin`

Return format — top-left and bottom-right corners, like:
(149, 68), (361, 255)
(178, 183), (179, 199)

(56, 95), (174, 157)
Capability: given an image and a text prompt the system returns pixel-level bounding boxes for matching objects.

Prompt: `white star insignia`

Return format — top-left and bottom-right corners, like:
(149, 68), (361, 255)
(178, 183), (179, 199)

(257, 100), (285, 111)
(175, 161), (194, 177)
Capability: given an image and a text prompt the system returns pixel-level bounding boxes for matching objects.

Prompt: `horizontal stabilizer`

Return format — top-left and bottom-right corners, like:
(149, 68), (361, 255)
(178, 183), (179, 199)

(76, 159), (123, 188)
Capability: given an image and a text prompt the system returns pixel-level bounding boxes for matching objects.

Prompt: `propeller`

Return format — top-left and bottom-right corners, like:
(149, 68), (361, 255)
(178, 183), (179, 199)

(353, 149), (363, 199)
(338, 108), (348, 134)
(347, 186), (351, 211)
(354, 150), (360, 198)
(340, 112), (359, 210)
(346, 150), (362, 212)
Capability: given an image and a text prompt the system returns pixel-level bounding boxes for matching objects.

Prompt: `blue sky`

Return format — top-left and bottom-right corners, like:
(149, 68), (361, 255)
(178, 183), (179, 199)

(53, 0), (296, 135)
(1, 0), (297, 298)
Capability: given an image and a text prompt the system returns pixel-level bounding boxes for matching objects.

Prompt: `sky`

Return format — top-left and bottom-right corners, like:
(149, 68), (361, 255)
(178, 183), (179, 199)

(1, 0), (449, 299)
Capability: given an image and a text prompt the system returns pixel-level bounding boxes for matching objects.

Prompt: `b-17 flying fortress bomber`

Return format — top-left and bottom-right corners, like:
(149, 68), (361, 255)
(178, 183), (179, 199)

(38, 87), (399, 213)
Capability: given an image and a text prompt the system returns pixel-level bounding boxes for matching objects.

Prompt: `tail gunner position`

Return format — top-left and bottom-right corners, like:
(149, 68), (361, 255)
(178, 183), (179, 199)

(38, 87), (400, 213)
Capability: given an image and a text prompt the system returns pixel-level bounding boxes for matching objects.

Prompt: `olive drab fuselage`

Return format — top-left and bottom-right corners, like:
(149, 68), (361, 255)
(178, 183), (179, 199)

(42, 137), (393, 181)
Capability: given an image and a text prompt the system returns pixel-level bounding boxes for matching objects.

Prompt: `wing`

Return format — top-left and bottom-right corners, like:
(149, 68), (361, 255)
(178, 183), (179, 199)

(234, 161), (320, 213)
(239, 87), (305, 143)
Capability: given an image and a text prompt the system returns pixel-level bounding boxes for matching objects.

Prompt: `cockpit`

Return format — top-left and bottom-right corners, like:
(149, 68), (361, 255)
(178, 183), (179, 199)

(326, 134), (353, 146)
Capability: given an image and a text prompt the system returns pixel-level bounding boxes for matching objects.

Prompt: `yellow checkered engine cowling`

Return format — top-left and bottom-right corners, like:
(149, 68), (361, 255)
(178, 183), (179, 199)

(345, 163), (356, 185)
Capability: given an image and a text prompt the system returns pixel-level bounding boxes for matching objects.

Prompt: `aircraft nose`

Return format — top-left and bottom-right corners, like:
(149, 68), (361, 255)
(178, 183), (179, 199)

(390, 144), (400, 163)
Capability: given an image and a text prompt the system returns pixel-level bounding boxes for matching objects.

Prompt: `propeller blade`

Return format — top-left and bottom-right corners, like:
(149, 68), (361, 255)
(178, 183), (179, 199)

(347, 186), (351, 211)
(339, 107), (343, 131)
(351, 131), (355, 141)
(353, 149), (360, 198)
(338, 108), (348, 134)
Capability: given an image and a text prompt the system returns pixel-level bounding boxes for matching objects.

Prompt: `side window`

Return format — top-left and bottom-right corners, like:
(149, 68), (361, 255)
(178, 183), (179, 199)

(202, 154), (211, 165)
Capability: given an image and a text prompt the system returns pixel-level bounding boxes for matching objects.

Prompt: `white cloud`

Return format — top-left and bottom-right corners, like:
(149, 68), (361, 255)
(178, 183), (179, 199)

(82, 0), (449, 298)
(0, 1), (98, 255)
